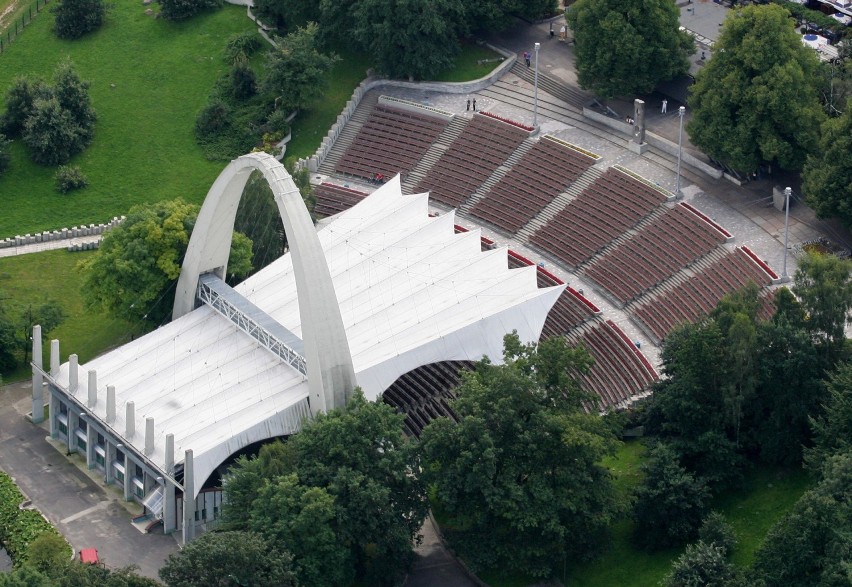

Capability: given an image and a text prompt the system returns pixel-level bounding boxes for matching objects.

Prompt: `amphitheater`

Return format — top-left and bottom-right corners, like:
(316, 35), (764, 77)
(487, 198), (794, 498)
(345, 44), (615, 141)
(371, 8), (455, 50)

(30, 58), (800, 544)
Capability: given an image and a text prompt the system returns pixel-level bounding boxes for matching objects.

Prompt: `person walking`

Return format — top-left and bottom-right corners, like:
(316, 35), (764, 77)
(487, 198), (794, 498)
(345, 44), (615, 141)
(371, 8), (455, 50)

(472, 98), (477, 111)
(524, 51), (531, 67)
(466, 99), (470, 111)
(550, 23), (554, 39)
(661, 99), (668, 114)
(560, 25), (566, 41)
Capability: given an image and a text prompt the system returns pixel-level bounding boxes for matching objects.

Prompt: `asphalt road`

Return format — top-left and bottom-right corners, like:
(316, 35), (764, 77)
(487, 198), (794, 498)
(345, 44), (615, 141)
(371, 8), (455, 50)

(0, 380), (178, 580)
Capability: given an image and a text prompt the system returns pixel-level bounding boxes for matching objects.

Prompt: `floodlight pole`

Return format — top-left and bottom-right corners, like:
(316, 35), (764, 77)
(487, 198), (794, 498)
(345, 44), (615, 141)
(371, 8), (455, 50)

(676, 106), (685, 198)
(783, 186), (791, 278)
(533, 43), (540, 128)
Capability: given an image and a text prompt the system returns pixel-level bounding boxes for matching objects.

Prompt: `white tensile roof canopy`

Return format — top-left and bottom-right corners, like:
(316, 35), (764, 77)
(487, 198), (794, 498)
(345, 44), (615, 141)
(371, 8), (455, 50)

(53, 175), (563, 495)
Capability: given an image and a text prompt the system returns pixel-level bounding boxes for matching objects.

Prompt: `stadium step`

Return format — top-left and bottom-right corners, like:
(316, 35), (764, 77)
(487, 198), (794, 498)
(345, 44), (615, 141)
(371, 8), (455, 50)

(510, 61), (591, 110)
(516, 166), (603, 241)
(458, 139), (536, 215)
(402, 116), (468, 194)
(317, 93), (380, 175)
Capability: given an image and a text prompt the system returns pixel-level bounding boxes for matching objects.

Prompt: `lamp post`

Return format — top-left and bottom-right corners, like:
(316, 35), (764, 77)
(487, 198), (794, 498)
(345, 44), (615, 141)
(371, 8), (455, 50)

(533, 42), (540, 128)
(675, 105), (686, 198)
(783, 186), (791, 278)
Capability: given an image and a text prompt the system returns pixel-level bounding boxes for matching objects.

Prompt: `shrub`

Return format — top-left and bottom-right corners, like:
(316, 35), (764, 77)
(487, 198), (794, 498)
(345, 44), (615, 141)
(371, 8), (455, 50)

(230, 57), (257, 100)
(0, 133), (11, 174)
(697, 511), (737, 556)
(195, 99), (232, 138)
(265, 108), (291, 136)
(0, 472), (68, 565)
(52, 0), (107, 40)
(225, 31), (262, 62)
(159, 0), (223, 20)
(0, 76), (50, 138)
(55, 165), (89, 193)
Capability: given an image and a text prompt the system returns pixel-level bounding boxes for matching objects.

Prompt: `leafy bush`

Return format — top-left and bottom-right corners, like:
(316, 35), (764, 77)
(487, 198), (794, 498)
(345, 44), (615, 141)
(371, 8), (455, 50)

(230, 57), (257, 100)
(265, 108), (291, 136)
(55, 165), (89, 193)
(52, 0), (107, 40)
(0, 133), (11, 174)
(159, 0), (223, 20)
(0, 472), (68, 565)
(195, 99), (232, 138)
(225, 31), (262, 63)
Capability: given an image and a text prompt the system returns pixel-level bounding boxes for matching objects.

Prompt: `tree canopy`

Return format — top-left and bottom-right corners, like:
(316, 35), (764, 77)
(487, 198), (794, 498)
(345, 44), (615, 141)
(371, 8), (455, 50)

(158, 0), (222, 20)
(687, 4), (825, 173)
(792, 251), (852, 351)
(159, 530), (297, 587)
(52, 0), (106, 40)
(79, 199), (253, 325)
(803, 100), (852, 228)
(222, 390), (427, 587)
(420, 334), (621, 577)
(567, 0), (694, 99)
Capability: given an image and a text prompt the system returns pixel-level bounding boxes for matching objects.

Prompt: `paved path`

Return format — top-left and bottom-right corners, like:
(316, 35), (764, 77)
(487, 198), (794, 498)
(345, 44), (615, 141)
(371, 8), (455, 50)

(405, 516), (479, 587)
(0, 380), (178, 580)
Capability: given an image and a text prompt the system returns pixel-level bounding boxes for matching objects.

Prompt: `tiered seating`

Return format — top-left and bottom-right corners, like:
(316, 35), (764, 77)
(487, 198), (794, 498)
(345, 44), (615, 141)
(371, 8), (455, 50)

(633, 247), (776, 340)
(335, 104), (449, 181)
(381, 361), (473, 437)
(469, 137), (596, 232)
(537, 268), (599, 337)
(565, 320), (658, 410)
(529, 167), (669, 268)
(415, 114), (529, 208)
(313, 183), (369, 217)
(583, 203), (728, 304)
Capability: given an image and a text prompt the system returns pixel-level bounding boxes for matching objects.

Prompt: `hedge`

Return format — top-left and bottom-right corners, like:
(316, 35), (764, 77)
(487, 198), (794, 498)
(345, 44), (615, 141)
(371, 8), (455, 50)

(0, 471), (69, 565)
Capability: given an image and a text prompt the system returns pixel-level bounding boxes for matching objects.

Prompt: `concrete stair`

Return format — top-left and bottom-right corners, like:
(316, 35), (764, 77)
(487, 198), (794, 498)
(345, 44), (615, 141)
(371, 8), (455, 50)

(402, 117), (468, 195)
(458, 138), (536, 214)
(510, 61), (591, 110)
(317, 93), (380, 176)
(516, 166), (603, 241)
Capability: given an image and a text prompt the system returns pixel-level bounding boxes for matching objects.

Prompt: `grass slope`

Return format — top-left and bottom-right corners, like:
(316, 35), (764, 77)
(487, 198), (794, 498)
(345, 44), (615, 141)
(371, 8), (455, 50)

(0, 249), (145, 381)
(0, 3), (256, 237)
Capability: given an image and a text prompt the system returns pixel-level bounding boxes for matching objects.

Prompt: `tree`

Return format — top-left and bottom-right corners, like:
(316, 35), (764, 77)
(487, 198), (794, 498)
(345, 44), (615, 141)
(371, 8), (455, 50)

(567, 0), (693, 99)
(420, 334), (621, 577)
(697, 512), (737, 558)
(23, 533), (71, 579)
(12, 301), (65, 365)
(159, 530), (297, 587)
(687, 4), (825, 173)
(632, 443), (711, 549)
(159, 0), (222, 20)
(0, 75), (50, 138)
(0, 305), (16, 374)
(229, 56), (257, 100)
(354, 0), (466, 80)
(803, 100), (852, 228)
(664, 541), (743, 587)
(225, 391), (428, 586)
(751, 451), (852, 586)
(52, 0), (106, 39)
(253, 0), (319, 32)
(79, 199), (253, 325)
(262, 23), (339, 112)
(0, 566), (53, 587)
(52, 60), (97, 148)
(249, 475), (350, 587)
(806, 361), (852, 474)
(793, 251), (852, 351)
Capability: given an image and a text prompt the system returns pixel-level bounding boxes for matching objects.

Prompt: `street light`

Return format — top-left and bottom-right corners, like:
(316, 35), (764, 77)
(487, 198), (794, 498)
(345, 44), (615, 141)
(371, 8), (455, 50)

(533, 42), (540, 128)
(783, 186), (791, 278)
(675, 106), (686, 198)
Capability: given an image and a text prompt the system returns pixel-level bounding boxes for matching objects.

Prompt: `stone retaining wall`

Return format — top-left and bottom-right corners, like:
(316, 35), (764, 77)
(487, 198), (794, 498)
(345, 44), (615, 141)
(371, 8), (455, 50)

(0, 216), (125, 250)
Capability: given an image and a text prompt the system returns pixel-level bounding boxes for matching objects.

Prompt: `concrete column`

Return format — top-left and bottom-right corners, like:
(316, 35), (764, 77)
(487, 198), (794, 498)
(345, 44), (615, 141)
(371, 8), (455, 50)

(123, 453), (133, 500)
(105, 442), (115, 484)
(67, 410), (78, 453)
(49, 340), (60, 376)
(86, 421), (96, 469)
(163, 479), (176, 534)
(48, 392), (57, 438)
(87, 370), (97, 407)
(165, 434), (174, 474)
(125, 401), (135, 438)
(182, 449), (195, 544)
(31, 325), (43, 423)
(69, 354), (78, 393)
(145, 417), (154, 456)
(634, 98), (646, 144)
(106, 386), (116, 424)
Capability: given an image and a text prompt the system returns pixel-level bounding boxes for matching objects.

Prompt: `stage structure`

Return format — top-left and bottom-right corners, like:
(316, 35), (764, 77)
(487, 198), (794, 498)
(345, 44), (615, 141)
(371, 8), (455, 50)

(33, 154), (563, 543)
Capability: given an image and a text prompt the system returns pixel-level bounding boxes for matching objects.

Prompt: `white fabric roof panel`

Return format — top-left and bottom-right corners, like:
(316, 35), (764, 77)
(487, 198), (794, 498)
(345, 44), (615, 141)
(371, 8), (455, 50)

(53, 175), (563, 495)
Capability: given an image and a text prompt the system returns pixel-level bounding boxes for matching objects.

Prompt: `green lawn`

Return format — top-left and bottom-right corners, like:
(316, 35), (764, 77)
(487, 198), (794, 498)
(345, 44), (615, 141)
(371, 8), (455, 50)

(0, 3), (257, 237)
(0, 249), (145, 382)
(431, 42), (503, 83)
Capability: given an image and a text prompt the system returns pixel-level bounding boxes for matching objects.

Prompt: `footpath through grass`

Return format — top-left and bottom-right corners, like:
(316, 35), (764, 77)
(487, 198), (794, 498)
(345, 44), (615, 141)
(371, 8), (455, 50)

(0, 2), (256, 237)
(0, 249), (145, 382)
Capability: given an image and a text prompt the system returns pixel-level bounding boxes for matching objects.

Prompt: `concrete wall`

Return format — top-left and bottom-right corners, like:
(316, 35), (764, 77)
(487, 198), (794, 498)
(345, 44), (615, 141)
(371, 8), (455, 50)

(0, 216), (125, 250)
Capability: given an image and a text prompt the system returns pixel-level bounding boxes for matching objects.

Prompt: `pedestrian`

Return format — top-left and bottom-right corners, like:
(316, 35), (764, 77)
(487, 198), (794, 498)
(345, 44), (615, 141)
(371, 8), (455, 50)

(466, 99), (470, 111)
(524, 51), (531, 67)
(472, 98), (477, 111)
(550, 23), (554, 39)
(560, 25), (566, 41)
(661, 99), (668, 114)
(701, 50), (706, 60)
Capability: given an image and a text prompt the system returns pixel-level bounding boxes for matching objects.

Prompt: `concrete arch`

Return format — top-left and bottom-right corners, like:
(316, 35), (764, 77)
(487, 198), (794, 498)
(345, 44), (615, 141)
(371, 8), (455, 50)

(173, 152), (355, 413)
